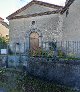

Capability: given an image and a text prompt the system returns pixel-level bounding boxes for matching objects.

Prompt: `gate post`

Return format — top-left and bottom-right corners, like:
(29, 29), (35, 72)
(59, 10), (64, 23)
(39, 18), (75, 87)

(53, 42), (58, 60)
(5, 44), (9, 68)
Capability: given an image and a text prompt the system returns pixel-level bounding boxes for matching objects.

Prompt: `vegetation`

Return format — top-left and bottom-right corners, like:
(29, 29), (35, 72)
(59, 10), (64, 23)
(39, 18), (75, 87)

(0, 36), (8, 49)
(29, 49), (54, 58)
(0, 68), (22, 92)
(17, 73), (78, 92)
(29, 48), (80, 61)
(59, 56), (80, 61)
(0, 68), (78, 92)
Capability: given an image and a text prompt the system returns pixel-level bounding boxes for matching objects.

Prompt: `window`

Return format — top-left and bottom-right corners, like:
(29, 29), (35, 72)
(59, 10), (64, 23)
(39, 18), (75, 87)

(32, 21), (35, 25)
(6, 35), (9, 38)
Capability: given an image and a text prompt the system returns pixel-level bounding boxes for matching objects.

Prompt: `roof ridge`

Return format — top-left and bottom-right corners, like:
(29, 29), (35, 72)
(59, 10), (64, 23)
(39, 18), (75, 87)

(7, 0), (63, 20)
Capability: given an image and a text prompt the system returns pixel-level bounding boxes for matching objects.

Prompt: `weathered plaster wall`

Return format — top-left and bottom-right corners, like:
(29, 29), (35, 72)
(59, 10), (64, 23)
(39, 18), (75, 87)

(9, 14), (63, 52)
(0, 23), (9, 37)
(62, 0), (80, 41)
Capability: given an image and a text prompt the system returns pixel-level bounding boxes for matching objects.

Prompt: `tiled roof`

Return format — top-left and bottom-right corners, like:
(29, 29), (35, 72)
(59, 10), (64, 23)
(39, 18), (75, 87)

(6, 0), (63, 20)
(61, 0), (75, 14)
(9, 10), (61, 20)
(0, 21), (9, 28)
(0, 17), (8, 28)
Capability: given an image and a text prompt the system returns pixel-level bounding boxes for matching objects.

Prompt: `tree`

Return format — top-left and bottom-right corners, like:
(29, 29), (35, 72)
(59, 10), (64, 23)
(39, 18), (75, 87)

(0, 36), (7, 49)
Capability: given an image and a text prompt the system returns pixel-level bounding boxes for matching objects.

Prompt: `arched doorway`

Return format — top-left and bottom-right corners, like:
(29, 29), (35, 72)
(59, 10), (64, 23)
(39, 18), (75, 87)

(30, 32), (39, 50)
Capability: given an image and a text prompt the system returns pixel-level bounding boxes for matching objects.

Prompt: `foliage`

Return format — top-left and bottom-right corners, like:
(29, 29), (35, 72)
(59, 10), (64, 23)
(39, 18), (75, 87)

(0, 68), (78, 92)
(16, 72), (77, 92)
(0, 36), (7, 49)
(0, 68), (8, 82)
(57, 49), (66, 58)
(60, 56), (80, 61)
(29, 49), (54, 58)
(0, 68), (22, 92)
(57, 49), (80, 60)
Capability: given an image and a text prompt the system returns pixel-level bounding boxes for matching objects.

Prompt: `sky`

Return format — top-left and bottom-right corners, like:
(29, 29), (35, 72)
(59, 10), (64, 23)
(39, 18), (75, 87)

(0, 0), (66, 22)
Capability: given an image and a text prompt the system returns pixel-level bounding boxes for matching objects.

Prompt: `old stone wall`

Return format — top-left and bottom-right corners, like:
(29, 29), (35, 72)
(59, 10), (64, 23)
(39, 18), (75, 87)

(27, 58), (80, 90)
(62, 0), (80, 41)
(0, 55), (28, 68)
(9, 14), (63, 52)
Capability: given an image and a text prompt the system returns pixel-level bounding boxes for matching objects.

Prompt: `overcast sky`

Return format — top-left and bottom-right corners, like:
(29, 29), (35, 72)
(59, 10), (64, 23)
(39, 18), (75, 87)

(0, 0), (66, 22)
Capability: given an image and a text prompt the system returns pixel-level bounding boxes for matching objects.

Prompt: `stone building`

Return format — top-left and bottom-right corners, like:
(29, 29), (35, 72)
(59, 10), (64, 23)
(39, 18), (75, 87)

(6, 0), (63, 53)
(60, 0), (80, 56)
(0, 17), (9, 38)
(61, 0), (79, 41)
(7, 0), (80, 53)
(6, 0), (80, 89)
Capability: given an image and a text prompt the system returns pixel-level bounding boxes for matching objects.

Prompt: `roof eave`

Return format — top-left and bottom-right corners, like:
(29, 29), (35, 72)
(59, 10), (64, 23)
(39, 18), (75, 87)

(6, 0), (63, 20)
(8, 10), (61, 20)
(60, 0), (75, 14)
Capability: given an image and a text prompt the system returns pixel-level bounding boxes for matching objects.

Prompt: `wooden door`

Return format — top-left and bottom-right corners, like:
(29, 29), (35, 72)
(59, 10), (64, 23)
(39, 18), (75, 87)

(30, 32), (39, 50)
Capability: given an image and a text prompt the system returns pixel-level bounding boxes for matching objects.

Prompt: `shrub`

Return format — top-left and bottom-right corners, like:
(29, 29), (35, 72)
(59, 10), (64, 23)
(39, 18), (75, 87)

(57, 49), (66, 58)
(16, 72), (77, 92)
(0, 37), (7, 49)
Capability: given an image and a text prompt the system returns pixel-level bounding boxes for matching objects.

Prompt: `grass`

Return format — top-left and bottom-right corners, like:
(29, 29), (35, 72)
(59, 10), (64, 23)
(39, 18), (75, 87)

(0, 68), (22, 92)
(0, 68), (78, 92)
(59, 56), (80, 61)
(17, 73), (78, 92)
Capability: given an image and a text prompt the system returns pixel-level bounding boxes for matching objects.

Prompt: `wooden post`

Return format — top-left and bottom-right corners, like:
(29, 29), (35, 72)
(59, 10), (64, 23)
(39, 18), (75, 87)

(24, 42), (25, 54)
(53, 41), (57, 60)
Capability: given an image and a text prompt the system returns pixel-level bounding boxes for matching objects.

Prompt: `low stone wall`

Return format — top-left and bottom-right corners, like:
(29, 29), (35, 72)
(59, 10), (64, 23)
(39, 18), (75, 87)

(8, 55), (28, 67)
(27, 57), (80, 90)
(0, 55), (7, 67)
(0, 55), (28, 67)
